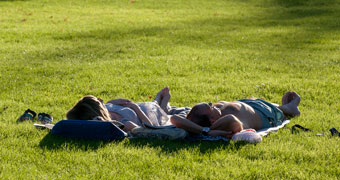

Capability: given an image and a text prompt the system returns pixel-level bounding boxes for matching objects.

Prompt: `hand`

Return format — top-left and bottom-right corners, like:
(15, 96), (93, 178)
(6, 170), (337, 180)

(208, 130), (233, 138)
(107, 98), (132, 105)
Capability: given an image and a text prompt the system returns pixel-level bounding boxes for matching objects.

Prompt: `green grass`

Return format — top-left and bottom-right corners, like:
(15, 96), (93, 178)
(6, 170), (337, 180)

(1, 0), (340, 179)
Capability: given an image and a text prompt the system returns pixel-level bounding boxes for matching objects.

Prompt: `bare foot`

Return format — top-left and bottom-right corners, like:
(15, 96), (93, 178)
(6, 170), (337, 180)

(155, 87), (169, 100)
(161, 87), (170, 97)
(154, 87), (171, 112)
(282, 91), (300, 106)
(154, 87), (168, 104)
(160, 87), (171, 113)
(248, 96), (257, 100)
(279, 91), (301, 117)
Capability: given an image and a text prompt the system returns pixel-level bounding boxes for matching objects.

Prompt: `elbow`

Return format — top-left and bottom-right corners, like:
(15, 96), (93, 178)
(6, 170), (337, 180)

(170, 115), (182, 128)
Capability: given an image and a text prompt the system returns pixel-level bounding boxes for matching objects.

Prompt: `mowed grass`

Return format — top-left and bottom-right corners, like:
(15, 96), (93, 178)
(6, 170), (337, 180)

(1, 0), (340, 179)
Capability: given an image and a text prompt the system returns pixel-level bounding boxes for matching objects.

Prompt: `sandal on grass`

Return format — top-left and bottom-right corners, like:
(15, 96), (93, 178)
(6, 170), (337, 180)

(330, 128), (340, 137)
(291, 124), (312, 134)
(18, 109), (37, 122)
(38, 113), (53, 124)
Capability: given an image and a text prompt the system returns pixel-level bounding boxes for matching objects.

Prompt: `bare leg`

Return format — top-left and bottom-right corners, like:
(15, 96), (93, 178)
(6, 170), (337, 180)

(170, 115), (233, 137)
(153, 89), (163, 105)
(160, 88), (171, 113)
(153, 87), (171, 113)
(278, 91), (301, 117)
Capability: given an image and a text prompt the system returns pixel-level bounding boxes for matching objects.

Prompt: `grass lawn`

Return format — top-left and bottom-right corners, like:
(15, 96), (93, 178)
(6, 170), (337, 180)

(1, 0), (340, 179)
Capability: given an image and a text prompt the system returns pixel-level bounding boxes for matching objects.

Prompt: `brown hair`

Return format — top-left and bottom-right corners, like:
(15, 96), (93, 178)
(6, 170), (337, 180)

(66, 95), (111, 121)
(186, 103), (212, 127)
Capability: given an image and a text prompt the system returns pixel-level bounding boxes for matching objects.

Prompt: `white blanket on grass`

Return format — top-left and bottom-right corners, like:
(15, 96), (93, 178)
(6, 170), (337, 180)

(188, 120), (290, 142)
(257, 120), (290, 136)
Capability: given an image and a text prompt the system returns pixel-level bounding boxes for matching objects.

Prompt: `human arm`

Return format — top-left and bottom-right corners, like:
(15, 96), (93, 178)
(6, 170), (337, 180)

(210, 114), (243, 138)
(122, 102), (153, 127)
(170, 115), (204, 134)
(170, 115), (233, 137)
(106, 99), (132, 105)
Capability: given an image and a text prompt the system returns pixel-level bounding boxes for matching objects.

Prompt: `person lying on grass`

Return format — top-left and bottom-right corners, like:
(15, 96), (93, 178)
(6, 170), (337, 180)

(66, 87), (188, 133)
(170, 91), (301, 138)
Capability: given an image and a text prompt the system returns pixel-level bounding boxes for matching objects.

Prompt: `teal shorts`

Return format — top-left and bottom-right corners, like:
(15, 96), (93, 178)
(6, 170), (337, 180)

(237, 99), (284, 129)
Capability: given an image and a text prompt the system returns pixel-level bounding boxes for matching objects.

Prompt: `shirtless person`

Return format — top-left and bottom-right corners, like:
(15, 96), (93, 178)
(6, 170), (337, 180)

(170, 91), (301, 138)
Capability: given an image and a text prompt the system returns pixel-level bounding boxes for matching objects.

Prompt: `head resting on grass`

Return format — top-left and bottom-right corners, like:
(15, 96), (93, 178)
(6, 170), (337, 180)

(186, 103), (219, 127)
(66, 95), (111, 121)
(187, 103), (242, 136)
(186, 102), (222, 127)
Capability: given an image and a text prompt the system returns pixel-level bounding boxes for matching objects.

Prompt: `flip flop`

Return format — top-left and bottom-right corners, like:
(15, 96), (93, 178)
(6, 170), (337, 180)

(291, 124), (312, 134)
(37, 113), (53, 124)
(18, 109), (37, 122)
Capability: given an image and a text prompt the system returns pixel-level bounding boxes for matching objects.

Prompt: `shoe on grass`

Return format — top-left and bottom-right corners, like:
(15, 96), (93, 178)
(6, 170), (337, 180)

(18, 109), (37, 122)
(37, 113), (53, 124)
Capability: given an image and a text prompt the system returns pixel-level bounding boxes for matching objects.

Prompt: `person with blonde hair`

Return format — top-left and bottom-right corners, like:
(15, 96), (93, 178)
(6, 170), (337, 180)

(66, 95), (112, 121)
(66, 87), (188, 139)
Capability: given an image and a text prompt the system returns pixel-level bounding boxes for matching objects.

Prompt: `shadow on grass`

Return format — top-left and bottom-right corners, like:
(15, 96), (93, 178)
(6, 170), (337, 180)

(125, 138), (248, 154)
(273, 0), (336, 8)
(39, 133), (248, 153)
(264, 0), (339, 30)
(21, 0), (340, 64)
(39, 133), (111, 151)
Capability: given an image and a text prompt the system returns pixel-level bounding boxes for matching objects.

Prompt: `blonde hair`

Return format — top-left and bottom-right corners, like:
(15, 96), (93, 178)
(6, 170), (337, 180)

(66, 95), (111, 121)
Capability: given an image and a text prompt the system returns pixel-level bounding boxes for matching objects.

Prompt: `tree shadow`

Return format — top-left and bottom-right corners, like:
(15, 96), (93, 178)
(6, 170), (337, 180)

(274, 0), (336, 7)
(15, 0), (340, 67)
(262, 0), (339, 31)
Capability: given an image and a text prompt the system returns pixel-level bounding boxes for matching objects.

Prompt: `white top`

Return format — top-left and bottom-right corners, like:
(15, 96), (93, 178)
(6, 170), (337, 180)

(105, 102), (170, 126)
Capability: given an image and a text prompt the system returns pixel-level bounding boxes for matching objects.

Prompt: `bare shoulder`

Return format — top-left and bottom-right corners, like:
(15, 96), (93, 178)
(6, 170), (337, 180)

(218, 102), (241, 115)
(214, 101), (232, 110)
(214, 101), (230, 106)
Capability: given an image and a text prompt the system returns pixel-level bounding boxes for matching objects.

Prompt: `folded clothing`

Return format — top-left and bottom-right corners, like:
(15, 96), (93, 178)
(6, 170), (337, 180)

(130, 127), (188, 140)
(51, 120), (127, 141)
(232, 129), (262, 144)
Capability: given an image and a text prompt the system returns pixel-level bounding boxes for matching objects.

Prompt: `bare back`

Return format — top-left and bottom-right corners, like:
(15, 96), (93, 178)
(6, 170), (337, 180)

(214, 101), (262, 130)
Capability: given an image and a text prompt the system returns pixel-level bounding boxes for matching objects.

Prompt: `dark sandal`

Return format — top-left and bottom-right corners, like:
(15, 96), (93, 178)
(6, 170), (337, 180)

(38, 113), (53, 124)
(18, 109), (37, 122)
(291, 124), (312, 134)
(330, 128), (340, 137)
